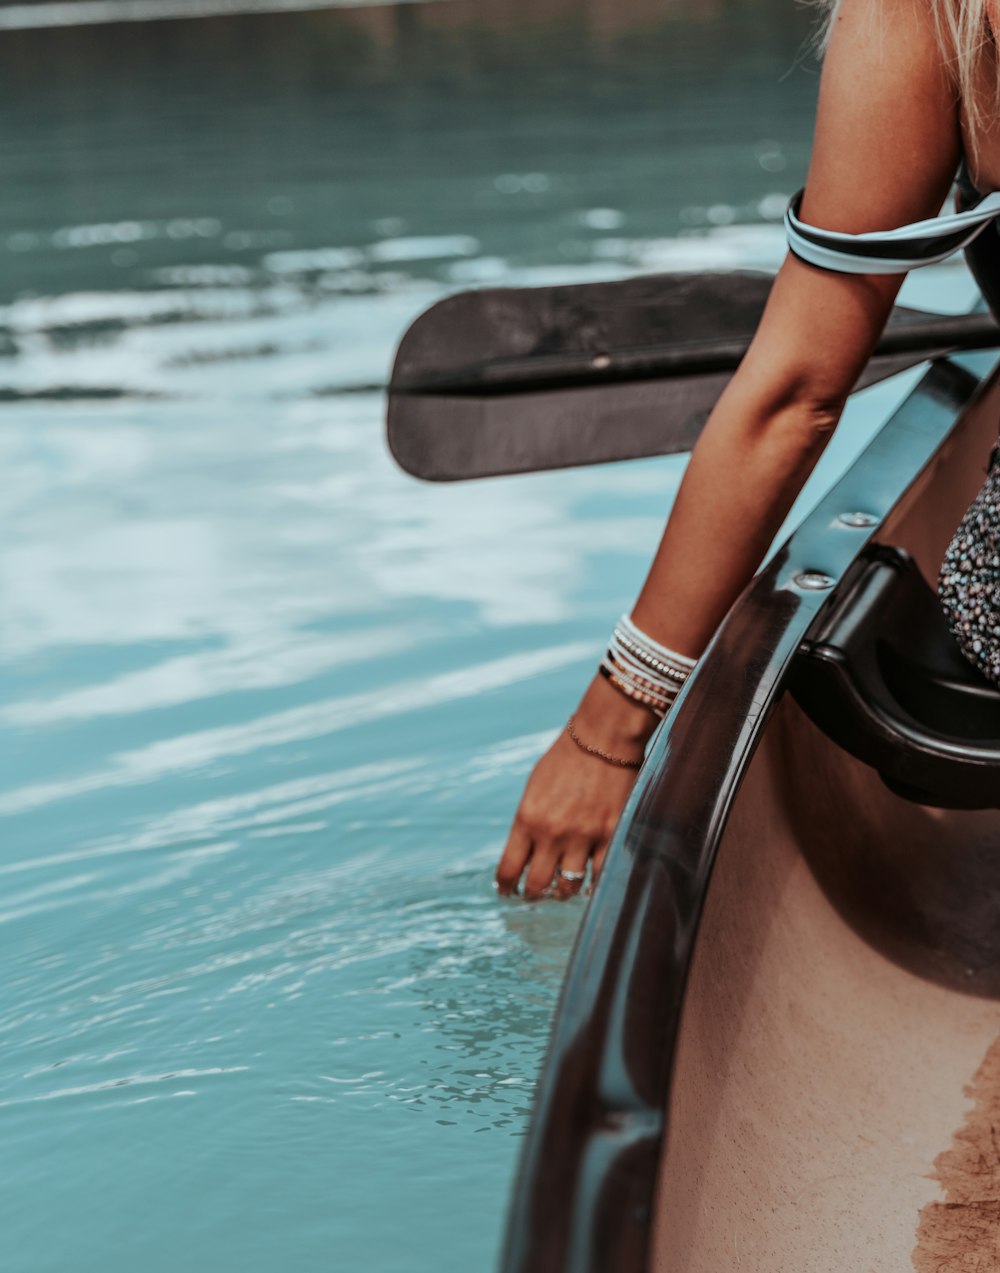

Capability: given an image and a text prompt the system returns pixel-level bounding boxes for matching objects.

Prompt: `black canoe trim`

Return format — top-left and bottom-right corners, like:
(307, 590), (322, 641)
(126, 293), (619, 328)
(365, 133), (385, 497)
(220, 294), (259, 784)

(498, 354), (995, 1273)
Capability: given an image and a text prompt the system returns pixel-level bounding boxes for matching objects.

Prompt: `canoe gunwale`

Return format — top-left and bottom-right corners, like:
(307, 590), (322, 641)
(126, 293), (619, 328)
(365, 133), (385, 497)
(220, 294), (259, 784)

(498, 354), (997, 1273)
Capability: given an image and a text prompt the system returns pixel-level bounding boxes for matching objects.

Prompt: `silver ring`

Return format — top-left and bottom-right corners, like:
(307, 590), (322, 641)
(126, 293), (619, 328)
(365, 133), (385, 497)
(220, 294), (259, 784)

(557, 868), (586, 883)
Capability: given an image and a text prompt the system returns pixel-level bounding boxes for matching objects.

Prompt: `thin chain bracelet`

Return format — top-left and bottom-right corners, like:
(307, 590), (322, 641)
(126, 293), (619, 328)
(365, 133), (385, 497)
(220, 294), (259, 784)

(565, 715), (644, 770)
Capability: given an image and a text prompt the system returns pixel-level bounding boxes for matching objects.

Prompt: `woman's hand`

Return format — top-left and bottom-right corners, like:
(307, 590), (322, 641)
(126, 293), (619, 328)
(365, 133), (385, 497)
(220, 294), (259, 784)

(495, 674), (659, 900)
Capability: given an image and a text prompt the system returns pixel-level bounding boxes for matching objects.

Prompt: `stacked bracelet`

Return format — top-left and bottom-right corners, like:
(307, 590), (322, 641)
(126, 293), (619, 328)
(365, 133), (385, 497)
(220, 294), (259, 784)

(600, 613), (697, 717)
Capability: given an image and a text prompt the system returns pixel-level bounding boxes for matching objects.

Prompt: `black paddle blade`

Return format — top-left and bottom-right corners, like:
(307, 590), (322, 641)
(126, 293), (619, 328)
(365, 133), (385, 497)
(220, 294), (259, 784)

(386, 270), (1000, 481)
(387, 271), (768, 481)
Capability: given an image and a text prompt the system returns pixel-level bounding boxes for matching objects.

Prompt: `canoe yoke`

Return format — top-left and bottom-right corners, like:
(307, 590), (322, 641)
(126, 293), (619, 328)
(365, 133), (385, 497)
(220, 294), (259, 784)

(792, 544), (1000, 809)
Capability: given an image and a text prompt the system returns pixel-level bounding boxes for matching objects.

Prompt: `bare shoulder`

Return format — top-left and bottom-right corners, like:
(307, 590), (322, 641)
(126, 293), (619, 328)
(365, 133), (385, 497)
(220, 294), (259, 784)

(803, 0), (960, 233)
(824, 0), (944, 63)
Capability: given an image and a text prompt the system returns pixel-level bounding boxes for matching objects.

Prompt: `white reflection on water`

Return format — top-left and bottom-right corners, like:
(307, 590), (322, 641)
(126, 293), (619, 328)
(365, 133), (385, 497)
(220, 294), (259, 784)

(0, 0), (438, 30)
(0, 648), (586, 814)
(0, 1065), (251, 1108)
(1, 282), (674, 662)
(0, 389), (660, 648)
(0, 626), (421, 726)
(0, 760), (422, 873)
(0, 730), (555, 886)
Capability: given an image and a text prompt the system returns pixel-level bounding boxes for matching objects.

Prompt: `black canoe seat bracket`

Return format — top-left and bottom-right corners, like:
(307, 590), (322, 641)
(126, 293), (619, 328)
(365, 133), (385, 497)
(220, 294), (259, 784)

(791, 545), (1000, 809)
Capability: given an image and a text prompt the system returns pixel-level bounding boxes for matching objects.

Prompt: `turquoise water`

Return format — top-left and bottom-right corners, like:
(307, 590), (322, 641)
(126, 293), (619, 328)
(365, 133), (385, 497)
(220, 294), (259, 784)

(0, 6), (977, 1271)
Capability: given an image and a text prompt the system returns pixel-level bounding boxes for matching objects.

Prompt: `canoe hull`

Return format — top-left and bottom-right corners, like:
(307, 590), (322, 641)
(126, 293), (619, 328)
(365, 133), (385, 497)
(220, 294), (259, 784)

(653, 360), (1000, 1272)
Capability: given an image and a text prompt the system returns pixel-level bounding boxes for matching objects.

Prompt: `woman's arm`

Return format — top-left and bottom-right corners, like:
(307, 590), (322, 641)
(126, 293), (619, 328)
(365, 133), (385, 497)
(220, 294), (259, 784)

(496, 0), (962, 899)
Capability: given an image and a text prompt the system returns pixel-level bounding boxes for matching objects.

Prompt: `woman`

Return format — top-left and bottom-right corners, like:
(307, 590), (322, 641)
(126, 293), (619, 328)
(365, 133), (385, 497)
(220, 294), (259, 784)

(495, 0), (1000, 900)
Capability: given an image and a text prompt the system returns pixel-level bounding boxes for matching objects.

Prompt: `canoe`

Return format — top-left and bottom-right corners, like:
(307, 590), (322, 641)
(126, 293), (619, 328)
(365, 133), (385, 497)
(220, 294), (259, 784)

(498, 350), (1000, 1272)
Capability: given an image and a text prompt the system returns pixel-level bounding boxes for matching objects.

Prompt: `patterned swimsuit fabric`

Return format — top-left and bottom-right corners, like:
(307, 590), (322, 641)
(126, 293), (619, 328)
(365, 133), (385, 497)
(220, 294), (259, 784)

(939, 166), (1000, 689)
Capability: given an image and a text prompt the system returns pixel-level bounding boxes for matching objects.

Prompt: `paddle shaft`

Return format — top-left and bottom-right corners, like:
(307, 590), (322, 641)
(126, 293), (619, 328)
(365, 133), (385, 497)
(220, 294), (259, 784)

(394, 309), (1000, 396)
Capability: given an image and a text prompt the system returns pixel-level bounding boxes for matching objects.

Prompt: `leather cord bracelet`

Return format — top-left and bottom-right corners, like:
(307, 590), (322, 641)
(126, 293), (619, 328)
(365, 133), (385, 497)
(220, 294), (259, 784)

(565, 715), (643, 770)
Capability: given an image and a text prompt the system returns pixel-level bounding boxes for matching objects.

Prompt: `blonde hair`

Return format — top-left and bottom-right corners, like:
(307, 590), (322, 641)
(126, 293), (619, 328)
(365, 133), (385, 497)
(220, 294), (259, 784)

(816, 0), (999, 154)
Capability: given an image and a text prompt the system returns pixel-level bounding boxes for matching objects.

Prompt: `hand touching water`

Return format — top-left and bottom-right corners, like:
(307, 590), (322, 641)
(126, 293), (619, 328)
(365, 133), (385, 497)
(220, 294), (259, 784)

(494, 673), (660, 899)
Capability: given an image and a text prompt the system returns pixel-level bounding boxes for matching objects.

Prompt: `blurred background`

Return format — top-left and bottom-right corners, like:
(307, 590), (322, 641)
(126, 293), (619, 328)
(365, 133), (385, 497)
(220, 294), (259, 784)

(0, 3), (972, 1271)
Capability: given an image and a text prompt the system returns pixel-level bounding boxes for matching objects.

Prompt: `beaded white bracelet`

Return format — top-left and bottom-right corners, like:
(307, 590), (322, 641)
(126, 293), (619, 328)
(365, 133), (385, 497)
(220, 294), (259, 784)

(600, 613), (697, 716)
(618, 614), (696, 672)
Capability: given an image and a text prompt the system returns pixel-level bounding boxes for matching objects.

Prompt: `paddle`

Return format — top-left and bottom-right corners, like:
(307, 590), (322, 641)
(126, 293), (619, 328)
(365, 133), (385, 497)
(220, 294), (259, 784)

(386, 270), (1000, 481)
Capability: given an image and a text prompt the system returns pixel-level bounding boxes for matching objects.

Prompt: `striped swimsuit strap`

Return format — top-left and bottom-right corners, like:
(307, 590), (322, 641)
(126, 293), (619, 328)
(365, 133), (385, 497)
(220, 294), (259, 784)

(784, 186), (1000, 275)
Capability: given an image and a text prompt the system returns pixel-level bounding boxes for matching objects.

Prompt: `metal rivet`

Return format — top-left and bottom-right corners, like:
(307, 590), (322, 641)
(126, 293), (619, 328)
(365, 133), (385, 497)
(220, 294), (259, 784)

(794, 570), (835, 590)
(838, 511), (878, 528)
(591, 352), (612, 370)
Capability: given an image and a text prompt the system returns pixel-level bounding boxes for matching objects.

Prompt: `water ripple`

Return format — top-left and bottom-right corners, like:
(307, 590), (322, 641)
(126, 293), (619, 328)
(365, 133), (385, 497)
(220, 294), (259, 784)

(0, 1066), (250, 1108)
(0, 646), (591, 815)
(2, 626), (425, 727)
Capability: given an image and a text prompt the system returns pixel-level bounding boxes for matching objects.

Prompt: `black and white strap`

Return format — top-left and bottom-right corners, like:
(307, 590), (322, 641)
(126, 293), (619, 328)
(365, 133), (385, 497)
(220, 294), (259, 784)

(784, 187), (1000, 275)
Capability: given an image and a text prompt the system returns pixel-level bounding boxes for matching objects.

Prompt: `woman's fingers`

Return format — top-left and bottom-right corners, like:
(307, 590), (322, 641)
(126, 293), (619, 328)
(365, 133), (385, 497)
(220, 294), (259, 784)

(496, 821), (595, 900)
(553, 840), (592, 900)
(522, 842), (561, 899)
(495, 821), (532, 896)
(589, 840), (611, 889)
(494, 722), (641, 899)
